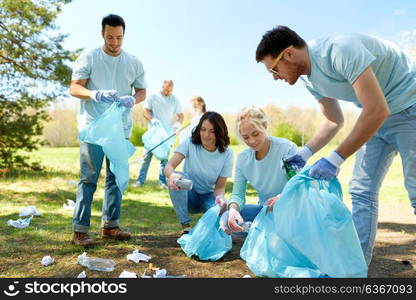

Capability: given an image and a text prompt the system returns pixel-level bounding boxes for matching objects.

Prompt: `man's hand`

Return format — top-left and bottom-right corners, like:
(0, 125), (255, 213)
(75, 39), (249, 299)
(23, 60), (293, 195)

(90, 90), (118, 104)
(118, 95), (135, 108)
(309, 151), (345, 180)
(173, 121), (181, 133)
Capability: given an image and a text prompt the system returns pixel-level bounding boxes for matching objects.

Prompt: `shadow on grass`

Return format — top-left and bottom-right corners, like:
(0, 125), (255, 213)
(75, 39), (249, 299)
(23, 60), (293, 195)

(2, 168), (77, 180)
(378, 222), (416, 234)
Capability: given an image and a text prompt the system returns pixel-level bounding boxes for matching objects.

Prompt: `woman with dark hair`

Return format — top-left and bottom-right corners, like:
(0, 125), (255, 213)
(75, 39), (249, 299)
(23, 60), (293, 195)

(164, 111), (233, 234)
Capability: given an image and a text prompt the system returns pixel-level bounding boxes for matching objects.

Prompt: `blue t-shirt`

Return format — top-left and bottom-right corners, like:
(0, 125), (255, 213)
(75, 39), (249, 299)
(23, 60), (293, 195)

(174, 137), (233, 194)
(302, 33), (416, 114)
(144, 92), (182, 134)
(72, 47), (147, 137)
(228, 136), (297, 211)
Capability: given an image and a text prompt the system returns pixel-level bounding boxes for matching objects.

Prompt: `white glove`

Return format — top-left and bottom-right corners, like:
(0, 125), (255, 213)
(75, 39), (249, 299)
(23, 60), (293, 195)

(227, 207), (244, 232)
(173, 121), (181, 132)
(220, 210), (232, 235)
(150, 118), (161, 126)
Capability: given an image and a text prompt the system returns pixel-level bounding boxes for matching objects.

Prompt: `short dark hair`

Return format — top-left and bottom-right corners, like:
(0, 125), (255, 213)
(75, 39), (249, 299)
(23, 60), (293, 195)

(255, 25), (306, 62)
(191, 111), (230, 153)
(102, 14), (125, 33)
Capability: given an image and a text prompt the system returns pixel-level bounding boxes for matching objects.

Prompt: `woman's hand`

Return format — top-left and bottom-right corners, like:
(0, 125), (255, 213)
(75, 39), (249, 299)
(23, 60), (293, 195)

(214, 195), (227, 215)
(168, 173), (182, 191)
(228, 206), (244, 232)
(264, 195), (280, 213)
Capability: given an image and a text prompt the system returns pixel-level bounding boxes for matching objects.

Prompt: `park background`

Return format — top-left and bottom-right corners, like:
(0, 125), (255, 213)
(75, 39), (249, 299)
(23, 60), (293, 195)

(0, 0), (415, 278)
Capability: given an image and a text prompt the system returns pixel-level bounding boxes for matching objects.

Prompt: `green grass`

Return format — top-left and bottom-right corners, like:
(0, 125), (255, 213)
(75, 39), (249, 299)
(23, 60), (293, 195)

(0, 145), (408, 277)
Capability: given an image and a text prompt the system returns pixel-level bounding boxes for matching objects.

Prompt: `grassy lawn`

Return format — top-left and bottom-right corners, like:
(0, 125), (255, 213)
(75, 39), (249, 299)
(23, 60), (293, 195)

(0, 144), (410, 278)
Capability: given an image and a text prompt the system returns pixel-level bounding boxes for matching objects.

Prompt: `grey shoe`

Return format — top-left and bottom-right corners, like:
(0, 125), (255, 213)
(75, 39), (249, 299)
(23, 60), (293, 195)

(159, 183), (168, 189)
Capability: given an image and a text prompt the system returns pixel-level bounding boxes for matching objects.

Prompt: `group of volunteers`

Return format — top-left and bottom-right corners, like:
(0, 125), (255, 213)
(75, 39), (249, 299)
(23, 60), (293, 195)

(69, 14), (416, 269)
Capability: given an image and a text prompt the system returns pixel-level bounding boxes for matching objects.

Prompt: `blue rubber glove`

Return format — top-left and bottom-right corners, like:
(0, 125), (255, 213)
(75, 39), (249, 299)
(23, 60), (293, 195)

(284, 145), (313, 170)
(118, 95), (135, 108)
(309, 151), (345, 180)
(90, 90), (117, 104)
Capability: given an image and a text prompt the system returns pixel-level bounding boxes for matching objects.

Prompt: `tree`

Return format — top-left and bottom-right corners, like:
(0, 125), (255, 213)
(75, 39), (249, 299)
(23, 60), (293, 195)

(400, 29), (416, 59)
(0, 0), (79, 170)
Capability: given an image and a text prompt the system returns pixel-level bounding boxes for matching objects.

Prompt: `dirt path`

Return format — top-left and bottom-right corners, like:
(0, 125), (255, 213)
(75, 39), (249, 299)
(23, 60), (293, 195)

(142, 201), (415, 278)
(369, 201), (416, 277)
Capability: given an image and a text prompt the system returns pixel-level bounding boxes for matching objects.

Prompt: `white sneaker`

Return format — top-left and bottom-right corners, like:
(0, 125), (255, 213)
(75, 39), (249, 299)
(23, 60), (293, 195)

(133, 181), (143, 188)
(159, 183), (168, 189)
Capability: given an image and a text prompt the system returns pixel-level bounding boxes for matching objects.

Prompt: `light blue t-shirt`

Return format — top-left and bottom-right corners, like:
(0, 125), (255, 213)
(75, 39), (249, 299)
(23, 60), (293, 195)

(228, 136), (297, 211)
(72, 47), (147, 137)
(301, 33), (416, 114)
(175, 137), (233, 194)
(144, 92), (182, 134)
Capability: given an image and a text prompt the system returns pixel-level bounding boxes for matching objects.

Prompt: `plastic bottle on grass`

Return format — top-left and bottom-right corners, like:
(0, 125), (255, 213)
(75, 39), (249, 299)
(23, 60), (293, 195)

(238, 221), (252, 232)
(77, 252), (116, 272)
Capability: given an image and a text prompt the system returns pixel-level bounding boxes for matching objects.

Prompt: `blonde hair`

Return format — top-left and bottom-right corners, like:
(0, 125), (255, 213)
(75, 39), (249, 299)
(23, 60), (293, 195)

(235, 106), (268, 142)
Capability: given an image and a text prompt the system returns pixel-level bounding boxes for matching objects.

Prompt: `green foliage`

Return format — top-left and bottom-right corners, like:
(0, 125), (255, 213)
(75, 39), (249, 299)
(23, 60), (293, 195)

(229, 134), (239, 145)
(0, 0), (79, 169)
(272, 123), (307, 146)
(130, 125), (147, 146)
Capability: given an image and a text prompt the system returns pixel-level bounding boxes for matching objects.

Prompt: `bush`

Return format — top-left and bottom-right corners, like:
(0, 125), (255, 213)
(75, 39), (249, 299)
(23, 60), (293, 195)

(272, 123), (306, 146)
(229, 134), (239, 145)
(130, 126), (147, 146)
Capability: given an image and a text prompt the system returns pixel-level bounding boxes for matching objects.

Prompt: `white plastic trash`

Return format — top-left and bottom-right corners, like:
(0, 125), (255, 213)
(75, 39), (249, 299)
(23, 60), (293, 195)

(119, 271), (137, 278)
(77, 252), (116, 272)
(63, 199), (75, 210)
(41, 256), (54, 266)
(19, 206), (41, 217)
(126, 249), (151, 263)
(153, 269), (168, 278)
(152, 269), (186, 278)
(7, 216), (32, 229)
(77, 271), (87, 278)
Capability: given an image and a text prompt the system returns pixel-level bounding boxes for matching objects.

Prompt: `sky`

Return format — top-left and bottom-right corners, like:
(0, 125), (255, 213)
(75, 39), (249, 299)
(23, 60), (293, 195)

(56, 0), (416, 113)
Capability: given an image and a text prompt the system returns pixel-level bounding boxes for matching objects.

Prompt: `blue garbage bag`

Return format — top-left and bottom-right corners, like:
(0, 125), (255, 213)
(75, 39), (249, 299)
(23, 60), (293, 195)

(141, 122), (174, 161)
(273, 167), (368, 278)
(177, 205), (232, 261)
(240, 206), (324, 278)
(79, 103), (136, 194)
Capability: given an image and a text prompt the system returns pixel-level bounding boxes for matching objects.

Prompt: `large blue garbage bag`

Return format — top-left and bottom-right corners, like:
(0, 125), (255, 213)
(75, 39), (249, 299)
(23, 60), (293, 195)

(273, 167), (368, 278)
(177, 205), (232, 261)
(240, 206), (324, 278)
(79, 103), (135, 194)
(141, 122), (174, 161)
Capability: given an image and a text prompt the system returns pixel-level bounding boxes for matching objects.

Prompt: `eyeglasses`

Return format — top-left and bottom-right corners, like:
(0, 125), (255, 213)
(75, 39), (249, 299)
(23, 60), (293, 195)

(267, 45), (293, 75)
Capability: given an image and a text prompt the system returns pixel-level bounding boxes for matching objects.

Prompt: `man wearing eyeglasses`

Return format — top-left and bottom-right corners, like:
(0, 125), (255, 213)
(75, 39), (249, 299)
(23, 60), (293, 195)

(255, 25), (416, 265)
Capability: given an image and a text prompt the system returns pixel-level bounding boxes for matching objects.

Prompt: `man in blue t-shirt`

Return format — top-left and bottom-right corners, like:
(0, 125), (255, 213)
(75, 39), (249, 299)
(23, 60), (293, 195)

(255, 25), (416, 265)
(70, 14), (147, 246)
(134, 80), (183, 189)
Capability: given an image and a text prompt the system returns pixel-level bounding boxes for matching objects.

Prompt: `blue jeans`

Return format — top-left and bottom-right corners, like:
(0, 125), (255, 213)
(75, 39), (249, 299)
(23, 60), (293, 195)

(169, 188), (215, 225)
(73, 142), (122, 232)
(349, 104), (416, 265)
(240, 204), (263, 222)
(136, 151), (168, 185)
